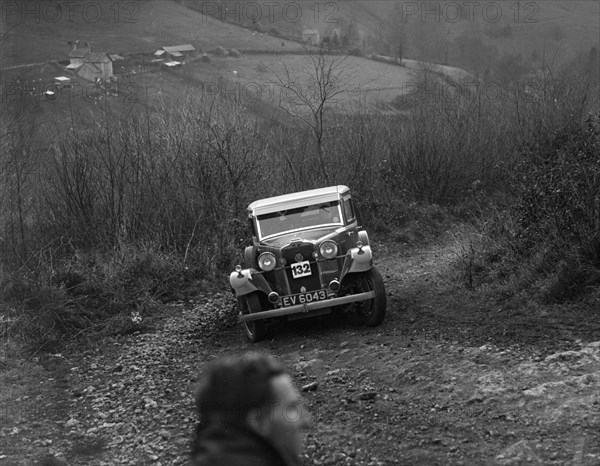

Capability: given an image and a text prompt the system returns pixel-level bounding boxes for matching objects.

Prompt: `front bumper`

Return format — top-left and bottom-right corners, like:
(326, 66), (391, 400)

(238, 290), (375, 322)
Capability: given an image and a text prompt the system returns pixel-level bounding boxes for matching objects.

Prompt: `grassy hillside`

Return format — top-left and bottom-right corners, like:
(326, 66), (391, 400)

(163, 53), (469, 108)
(460, 1), (599, 63)
(0, 52), (466, 155)
(3, 0), (596, 75)
(181, 0), (396, 40)
(0, 0), (306, 67)
(395, 1), (599, 73)
(1, 0), (594, 149)
(184, 1), (599, 68)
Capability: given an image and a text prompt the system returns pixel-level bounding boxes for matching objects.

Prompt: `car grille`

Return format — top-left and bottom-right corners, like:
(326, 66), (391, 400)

(282, 242), (314, 263)
(282, 242), (321, 293)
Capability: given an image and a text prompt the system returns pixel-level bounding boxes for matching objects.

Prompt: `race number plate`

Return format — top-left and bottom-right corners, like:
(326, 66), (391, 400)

(290, 260), (311, 278)
(281, 289), (328, 307)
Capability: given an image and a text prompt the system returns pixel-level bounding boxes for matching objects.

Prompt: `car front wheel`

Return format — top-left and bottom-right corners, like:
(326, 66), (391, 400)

(238, 292), (269, 343)
(356, 267), (387, 326)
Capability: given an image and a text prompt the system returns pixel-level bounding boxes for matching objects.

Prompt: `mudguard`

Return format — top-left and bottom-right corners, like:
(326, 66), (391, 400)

(340, 245), (373, 282)
(229, 268), (272, 297)
(349, 245), (373, 272)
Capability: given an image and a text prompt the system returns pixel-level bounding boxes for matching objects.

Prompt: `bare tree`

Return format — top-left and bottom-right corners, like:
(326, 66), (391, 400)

(272, 51), (351, 185)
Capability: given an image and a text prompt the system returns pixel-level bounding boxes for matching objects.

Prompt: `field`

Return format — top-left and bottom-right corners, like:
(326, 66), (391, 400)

(2, 0), (597, 131)
(147, 53), (470, 110)
(1, 46), (471, 154)
(2, 1), (598, 69)
(183, 1), (600, 66)
(0, 0), (307, 67)
(1, 0), (474, 149)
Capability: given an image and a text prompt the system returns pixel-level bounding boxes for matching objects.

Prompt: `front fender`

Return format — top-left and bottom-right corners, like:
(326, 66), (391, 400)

(340, 245), (373, 281)
(229, 268), (272, 297)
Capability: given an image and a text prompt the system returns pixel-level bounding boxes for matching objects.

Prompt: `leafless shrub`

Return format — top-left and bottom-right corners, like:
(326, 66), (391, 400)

(0, 49), (597, 351)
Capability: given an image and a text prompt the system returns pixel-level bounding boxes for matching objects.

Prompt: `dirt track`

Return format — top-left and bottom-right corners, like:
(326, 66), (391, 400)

(1, 230), (599, 465)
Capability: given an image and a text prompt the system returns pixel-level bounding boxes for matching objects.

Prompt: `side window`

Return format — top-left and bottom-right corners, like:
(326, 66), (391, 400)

(343, 197), (356, 223)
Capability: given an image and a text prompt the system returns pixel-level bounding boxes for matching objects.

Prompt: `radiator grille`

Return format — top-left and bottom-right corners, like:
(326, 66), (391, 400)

(282, 243), (321, 293)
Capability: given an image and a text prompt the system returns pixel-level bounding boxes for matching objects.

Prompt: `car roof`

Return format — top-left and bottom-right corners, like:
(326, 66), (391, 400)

(248, 185), (350, 216)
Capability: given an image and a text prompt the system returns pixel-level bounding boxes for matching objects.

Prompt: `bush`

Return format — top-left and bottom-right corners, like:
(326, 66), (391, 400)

(256, 61), (268, 73)
(513, 114), (600, 252)
(0, 243), (203, 355)
(510, 114), (600, 300)
(1, 49), (598, 356)
(213, 46), (228, 57)
(0, 94), (273, 353)
(348, 47), (364, 57)
(481, 114), (600, 301)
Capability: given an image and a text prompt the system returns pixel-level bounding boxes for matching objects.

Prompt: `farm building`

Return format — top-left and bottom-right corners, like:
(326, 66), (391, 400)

(54, 76), (72, 88)
(67, 41), (90, 68)
(78, 52), (113, 82)
(155, 44), (196, 62)
(66, 41), (113, 81)
(302, 29), (320, 46)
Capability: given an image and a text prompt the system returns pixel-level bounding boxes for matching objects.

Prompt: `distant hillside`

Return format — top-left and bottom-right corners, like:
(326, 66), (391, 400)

(185, 0), (599, 75)
(2, 0), (596, 76)
(180, 0), (396, 42)
(438, 0), (600, 75)
(1, 0), (594, 146)
(0, 0), (306, 67)
(0, 0), (468, 151)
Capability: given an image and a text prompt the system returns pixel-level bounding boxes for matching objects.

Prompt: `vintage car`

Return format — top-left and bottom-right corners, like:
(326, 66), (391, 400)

(230, 185), (386, 342)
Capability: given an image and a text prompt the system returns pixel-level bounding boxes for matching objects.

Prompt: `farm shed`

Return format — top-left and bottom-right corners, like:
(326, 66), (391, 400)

(67, 42), (90, 67)
(78, 52), (113, 82)
(160, 44), (196, 62)
(302, 29), (320, 46)
(66, 41), (113, 81)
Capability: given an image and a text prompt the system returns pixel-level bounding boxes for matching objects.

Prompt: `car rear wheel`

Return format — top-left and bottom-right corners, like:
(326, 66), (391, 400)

(356, 267), (386, 326)
(238, 292), (269, 342)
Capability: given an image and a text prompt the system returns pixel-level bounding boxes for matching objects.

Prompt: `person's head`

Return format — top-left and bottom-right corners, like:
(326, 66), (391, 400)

(195, 352), (310, 463)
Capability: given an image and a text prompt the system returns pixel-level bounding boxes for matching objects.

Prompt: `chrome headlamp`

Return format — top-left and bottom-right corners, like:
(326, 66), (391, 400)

(258, 252), (276, 271)
(319, 240), (338, 260)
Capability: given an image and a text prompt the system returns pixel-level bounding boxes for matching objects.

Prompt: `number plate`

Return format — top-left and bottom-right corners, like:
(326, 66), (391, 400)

(281, 289), (328, 307)
(290, 260), (312, 279)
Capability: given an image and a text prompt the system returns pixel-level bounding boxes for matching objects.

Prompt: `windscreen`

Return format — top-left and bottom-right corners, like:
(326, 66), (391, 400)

(256, 201), (343, 239)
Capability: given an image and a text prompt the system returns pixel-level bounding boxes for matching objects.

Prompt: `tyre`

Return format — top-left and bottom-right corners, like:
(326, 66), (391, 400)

(355, 267), (387, 326)
(238, 292), (269, 342)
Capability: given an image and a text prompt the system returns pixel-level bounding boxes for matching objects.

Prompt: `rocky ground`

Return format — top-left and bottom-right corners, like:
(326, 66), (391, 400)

(1, 228), (600, 465)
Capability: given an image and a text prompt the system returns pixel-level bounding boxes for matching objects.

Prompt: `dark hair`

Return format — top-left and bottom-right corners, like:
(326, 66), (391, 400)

(195, 352), (285, 426)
